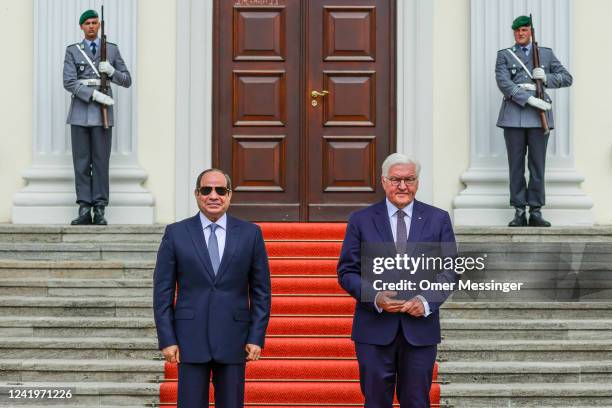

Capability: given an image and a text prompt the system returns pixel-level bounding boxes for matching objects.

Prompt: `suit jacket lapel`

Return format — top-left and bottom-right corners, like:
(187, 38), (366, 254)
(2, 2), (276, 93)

(214, 216), (240, 283)
(186, 214), (215, 282)
(407, 200), (426, 256)
(372, 200), (395, 257)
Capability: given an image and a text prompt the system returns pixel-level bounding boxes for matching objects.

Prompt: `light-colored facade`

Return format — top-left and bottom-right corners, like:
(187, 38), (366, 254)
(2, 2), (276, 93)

(1, 0), (610, 225)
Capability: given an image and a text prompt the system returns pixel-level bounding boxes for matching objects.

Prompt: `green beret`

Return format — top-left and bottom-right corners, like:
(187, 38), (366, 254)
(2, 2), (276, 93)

(512, 15), (531, 30)
(79, 9), (98, 25)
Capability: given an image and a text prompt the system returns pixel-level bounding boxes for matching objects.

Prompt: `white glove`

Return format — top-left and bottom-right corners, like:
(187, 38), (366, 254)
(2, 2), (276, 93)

(92, 90), (114, 106)
(527, 96), (551, 111)
(532, 67), (547, 83)
(99, 61), (115, 77)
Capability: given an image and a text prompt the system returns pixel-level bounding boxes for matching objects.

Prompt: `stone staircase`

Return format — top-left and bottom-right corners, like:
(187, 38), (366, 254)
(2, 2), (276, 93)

(0, 224), (611, 407)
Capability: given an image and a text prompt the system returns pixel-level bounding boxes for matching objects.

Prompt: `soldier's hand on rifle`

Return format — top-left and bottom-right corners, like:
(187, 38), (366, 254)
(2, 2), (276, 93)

(527, 96), (551, 111)
(99, 61), (115, 77)
(532, 67), (547, 84)
(92, 90), (114, 106)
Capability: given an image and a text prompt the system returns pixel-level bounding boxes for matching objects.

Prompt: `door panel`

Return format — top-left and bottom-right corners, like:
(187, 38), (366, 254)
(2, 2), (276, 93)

(307, 0), (394, 221)
(214, 0), (394, 221)
(216, 0), (301, 221)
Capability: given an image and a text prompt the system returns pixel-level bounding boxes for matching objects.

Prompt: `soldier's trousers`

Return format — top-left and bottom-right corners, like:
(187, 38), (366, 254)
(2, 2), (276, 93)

(71, 125), (112, 206)
(503, 127), (549, 209)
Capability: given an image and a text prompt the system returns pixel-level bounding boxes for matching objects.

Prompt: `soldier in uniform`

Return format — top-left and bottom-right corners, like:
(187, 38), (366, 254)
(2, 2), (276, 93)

(63, 9), (132, 225)
(496, 15), (572, 227)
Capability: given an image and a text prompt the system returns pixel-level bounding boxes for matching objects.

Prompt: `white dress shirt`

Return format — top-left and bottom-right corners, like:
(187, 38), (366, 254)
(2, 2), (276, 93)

(199, 212), (227, 262)
(375, 199), (431, 317)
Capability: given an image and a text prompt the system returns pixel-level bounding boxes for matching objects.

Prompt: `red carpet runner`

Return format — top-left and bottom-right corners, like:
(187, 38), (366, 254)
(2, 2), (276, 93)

(159, 223), (440, 407)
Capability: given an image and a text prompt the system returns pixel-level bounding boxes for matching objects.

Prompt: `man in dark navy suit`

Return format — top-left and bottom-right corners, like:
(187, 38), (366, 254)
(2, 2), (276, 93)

(153, 168), (271, 408)
(338, 153), (459, 408)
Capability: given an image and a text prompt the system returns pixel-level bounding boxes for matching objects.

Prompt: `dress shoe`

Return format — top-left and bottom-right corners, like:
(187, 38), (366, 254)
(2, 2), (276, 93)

(71, 205), (92, 225)
(508, 208), (527, 227)
(92, 205), (108, 225)
(529, 210), (551, 227)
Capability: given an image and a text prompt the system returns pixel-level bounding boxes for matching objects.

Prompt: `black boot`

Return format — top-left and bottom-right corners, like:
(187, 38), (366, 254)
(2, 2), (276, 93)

(529, 208), (551, 227)
(71, 205), (92, 225)
(508, 207), (527, 227)
(92, 205), (108, 225)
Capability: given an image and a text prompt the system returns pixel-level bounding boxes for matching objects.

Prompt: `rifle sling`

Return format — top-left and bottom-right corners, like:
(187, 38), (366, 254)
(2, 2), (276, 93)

(75, 44), (100, 78)
(506, 49), (533, 80)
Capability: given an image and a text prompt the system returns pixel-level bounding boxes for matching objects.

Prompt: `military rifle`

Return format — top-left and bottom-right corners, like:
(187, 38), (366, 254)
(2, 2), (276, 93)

(530, 14), (550, 136)
(100, 5), (110, 129)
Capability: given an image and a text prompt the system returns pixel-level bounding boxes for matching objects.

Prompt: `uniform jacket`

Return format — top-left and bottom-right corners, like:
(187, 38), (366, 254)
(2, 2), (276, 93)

(496, 43), (572, 129)
(63, 40), (131, 127)
(337, 199), (458, 347)
(153, 214), (271, 364)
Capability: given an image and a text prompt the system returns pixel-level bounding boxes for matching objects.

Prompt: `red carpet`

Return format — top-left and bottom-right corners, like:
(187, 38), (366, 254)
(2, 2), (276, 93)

(159, 223), (440, 407)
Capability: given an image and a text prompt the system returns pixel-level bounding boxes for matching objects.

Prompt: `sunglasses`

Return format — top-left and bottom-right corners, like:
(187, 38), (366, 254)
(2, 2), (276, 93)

(198, 186), (231, 196)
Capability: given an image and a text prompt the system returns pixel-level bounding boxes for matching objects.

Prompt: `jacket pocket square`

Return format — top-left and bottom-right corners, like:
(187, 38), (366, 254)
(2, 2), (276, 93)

(174, 309), (195, 320)
(233, 310), (251, 322)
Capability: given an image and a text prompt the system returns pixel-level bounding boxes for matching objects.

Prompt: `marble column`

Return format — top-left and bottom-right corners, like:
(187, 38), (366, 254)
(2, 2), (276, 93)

(453, 0), (593, 226)
(175, 0), (214, 219)
(12, 0), (155, 224)
(396, 0), (434, 204)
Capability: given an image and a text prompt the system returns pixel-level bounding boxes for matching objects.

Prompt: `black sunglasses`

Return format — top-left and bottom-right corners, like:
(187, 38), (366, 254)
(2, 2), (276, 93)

(198, 186), (231, 196)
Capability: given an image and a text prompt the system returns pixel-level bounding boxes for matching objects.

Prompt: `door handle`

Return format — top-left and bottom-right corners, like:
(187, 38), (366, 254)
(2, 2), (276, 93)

(311, 90), (329, 98)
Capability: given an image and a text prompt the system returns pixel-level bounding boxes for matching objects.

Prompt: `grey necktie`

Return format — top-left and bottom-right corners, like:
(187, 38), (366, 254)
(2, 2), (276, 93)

(396, 210), (408, 254)
(208, 223), (220, 275)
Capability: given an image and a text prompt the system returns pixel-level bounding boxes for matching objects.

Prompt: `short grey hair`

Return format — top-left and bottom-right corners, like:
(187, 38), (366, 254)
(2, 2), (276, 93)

(381, 153), (421, 178)
(195, 168), (232, 190)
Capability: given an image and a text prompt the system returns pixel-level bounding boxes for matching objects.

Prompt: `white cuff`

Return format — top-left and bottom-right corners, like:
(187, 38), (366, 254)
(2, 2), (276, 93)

(374, 292), (383, 313)
(416, 295), (431, 317)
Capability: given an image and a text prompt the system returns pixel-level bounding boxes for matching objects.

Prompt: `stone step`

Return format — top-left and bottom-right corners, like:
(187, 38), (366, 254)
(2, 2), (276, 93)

(0, 317), (156, 338)
(1, 239), (611, 262)
(2, 224), (611, 243)
(0, 260), (153, 279)
(3, 276), (609, 300)
(0, 279), (152, 297)
(1, 315), (610, 340)
(3, 358), (609, 387)
(440, 319), (612, 340)
(0, 337), (160, 360)
(438, 361), (612, 384)
(0, 359), (163, 383)
(1, 337), (611, 361)
(1, 297), (611, 320)
(0, 297), (151, 317)
(437, 339), (612, 362)
(0, 243), (159, 261)
(0, 381), (158, 406)
(440, 382), (612, 407)
(454, 226), (612, 241)
(441, 301), (612, 319)
(0, 225), (165, 244)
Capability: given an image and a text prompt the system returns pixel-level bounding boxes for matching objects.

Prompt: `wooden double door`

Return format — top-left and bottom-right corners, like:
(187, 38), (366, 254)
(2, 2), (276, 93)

(214, 0), (395, 221)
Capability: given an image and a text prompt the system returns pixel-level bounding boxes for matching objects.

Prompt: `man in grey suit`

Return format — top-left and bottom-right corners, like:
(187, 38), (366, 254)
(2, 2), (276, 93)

(63, 9), (132, 225)
(496, 15), (572, 227)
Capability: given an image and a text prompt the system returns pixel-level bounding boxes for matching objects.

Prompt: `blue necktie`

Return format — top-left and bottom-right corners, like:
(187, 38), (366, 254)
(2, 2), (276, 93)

(396, 210), (408, 254)
(208, 223), (220, 275)
(90, 42), (97, 56)
(522, 47), (529, 56)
